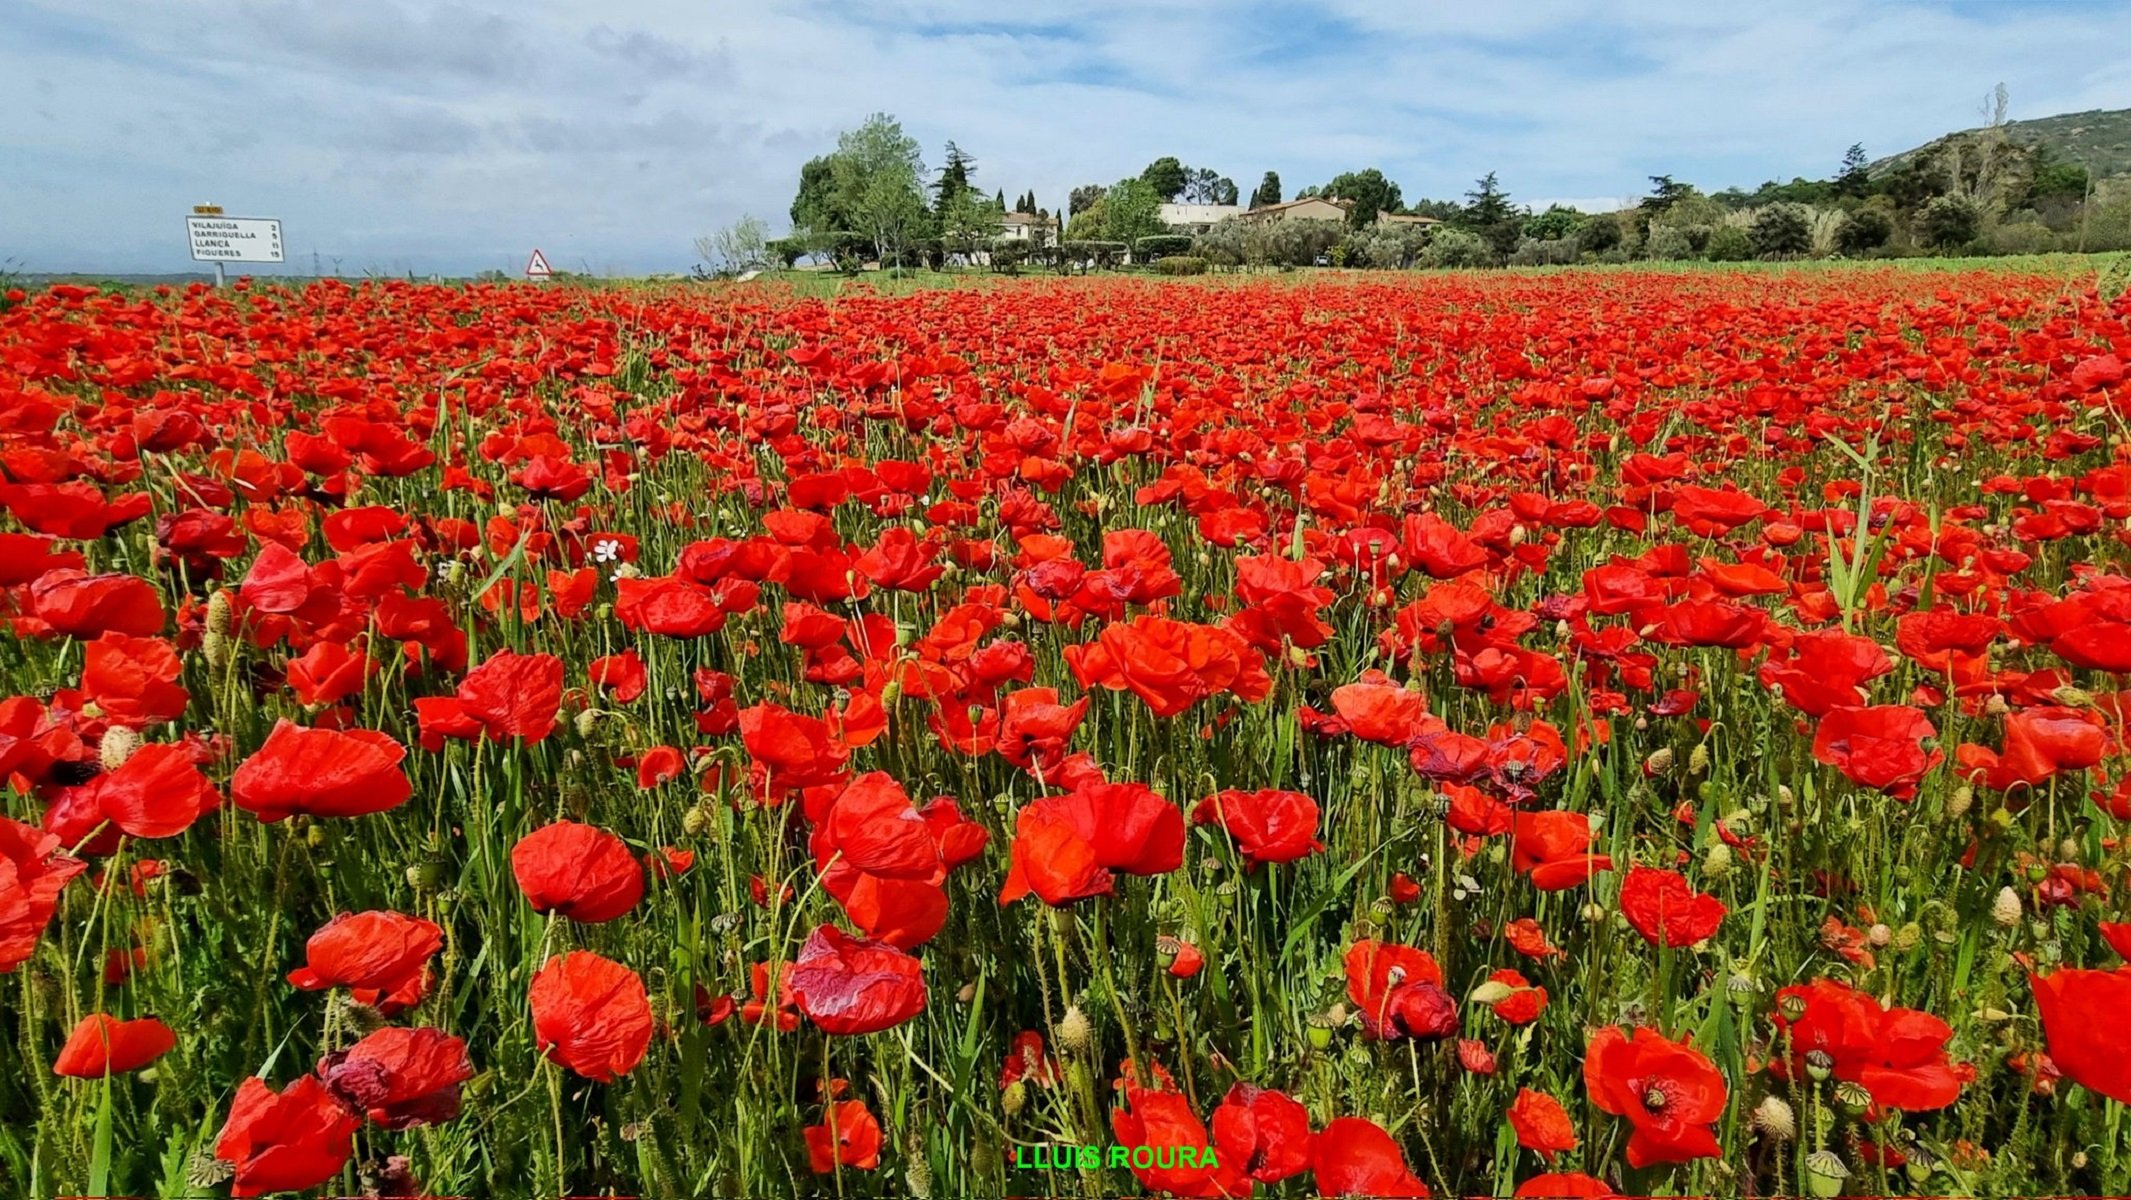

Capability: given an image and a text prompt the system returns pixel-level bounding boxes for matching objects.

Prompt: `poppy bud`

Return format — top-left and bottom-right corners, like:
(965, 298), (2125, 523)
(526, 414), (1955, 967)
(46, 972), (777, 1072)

(1702, 842), (1733, 878)
(1645, 747), (1674, 775)
(1991, 886), (2022, 926)
(1804, 1049), (1835, 1081)
(1001, 1079), (1028, 1116)
(1804, 1150), (1849, 1198)
(905, 1157), (933, 1199)
(681, 806), (711, 837)
(98, 726), (142, 772)
(955, 981), (977, 1005)
(1580, 902), (1605, 924)
(1687, 742), (1710, 776)
(1945, 784), (1972, 818)
(1867, 923), (1892, 947)
(1285, 644), (1310, 669)
(1894, 922), (1922, 951)
(1057, 1005), (1093, 1055)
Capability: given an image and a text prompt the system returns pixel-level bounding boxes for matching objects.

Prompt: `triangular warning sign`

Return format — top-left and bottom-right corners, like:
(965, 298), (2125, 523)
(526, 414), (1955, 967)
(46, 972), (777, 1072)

(524, 249), (553, 279)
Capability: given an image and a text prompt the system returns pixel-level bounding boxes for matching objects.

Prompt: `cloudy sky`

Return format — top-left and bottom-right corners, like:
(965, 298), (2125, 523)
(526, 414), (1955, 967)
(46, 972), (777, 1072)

(4, 0), (2127, 275)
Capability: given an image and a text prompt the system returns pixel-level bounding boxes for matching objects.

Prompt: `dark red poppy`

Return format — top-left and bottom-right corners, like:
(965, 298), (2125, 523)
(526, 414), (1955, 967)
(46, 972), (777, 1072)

(1345, 940), (1458, 1041)
(212, 1076), (360, 1198)
(529, 950), (653, 1082)
(588, 649), (648, 703)
(52, 1014), (176, 1076)
(511, 821), (645, 923)
(1582, 1025), (1726, 1167)
(787, 924), (927, 1035)
(316, 1026), (473, 1129)
(453, 649), (564, 742)
(231, 719), (412, 821)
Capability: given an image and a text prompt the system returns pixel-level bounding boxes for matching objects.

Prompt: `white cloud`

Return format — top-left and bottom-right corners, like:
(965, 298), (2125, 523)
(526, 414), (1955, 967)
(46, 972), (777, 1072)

(2, 0), (2126, 273)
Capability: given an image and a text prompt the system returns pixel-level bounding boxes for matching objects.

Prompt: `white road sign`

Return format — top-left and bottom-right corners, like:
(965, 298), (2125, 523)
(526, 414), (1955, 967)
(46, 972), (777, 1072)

(525, 248), (553, 279)
(185, 216), (284, 263)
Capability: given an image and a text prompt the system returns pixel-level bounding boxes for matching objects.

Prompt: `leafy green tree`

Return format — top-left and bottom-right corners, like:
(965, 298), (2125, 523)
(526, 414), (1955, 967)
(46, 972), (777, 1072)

(790, 156), (848, 232)
(1182, 168), (1238, 205)
(939, 188), (1002, 260)
(2025, 147), (2090, 204)
(1833, 207), (1893, 254)
(1249, 171), (1281, 209)
(1577, 213), (1624, 254)
(1524, 205), (1585, 242)
(1749, 202), (1813, 257)
(1836, 143), (1871, 199)
(1069, 184), (1105, 216)
(1102, 178), (1165, 245)
(1645, 175), (1697, 216)
(1917, 194), (1982, 250)
(1321, 169), (1403, 229)
(829, 113), (929, 266)
(1704, 224), (1754, 261)
(1140, 157), (1188, 201)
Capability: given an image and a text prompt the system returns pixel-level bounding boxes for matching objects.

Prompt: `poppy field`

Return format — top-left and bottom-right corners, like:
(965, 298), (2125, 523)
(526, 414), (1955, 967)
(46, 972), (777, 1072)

(4, 265), (2131, 1199)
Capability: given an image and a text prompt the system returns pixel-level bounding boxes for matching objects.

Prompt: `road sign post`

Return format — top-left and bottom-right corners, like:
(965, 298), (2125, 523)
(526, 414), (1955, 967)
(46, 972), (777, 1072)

(186, 209), (283, 287)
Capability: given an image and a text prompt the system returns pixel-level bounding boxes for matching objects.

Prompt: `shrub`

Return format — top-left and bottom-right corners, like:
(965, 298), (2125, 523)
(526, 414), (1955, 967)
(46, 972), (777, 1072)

(1833, 208), (1893, 255)
(988, 239), (1029, 274)
(1155, 256), (1209, 276)
(1134, 235), (1196, 259)
(1644, 226), (1696, 261)
(1749, 203), (1813, 258)
(1577, 216), (1623, 254)
(1918, 195), (1983, 251)
(1507, 237), (1580, 267)
(1421, 229), (1491, 269)
(1704, 225), (1754, 262)
(1060, 240), (1128, 270)
(1345, 226), (1431, 269)
(1988, 221), (2056, 256)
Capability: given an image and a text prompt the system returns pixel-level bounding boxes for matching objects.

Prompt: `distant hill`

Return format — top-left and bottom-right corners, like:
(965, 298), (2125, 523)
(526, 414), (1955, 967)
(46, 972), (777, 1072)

(1873, 107), (2131, 180)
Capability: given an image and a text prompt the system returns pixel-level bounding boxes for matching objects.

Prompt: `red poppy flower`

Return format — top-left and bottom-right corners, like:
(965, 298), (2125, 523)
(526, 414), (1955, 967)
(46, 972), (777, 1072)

(1510, 810), (1612, 890)
(999, 1029), (1058, 1089)
(212, 1076), (360, 1198)
(1484, 968), (1549, 1025)
(529, 950), (653, 1082)
(1515, 1172), (1620, 1198)
(52, 1014), (176, 1076)
(994, 687), (1089, 772)
(1618, 865), (1727, 947)
(316, 1026), (473, 1129)
(1328, 670), (1430, 746)
(510, 821), (644, 923)
(1, 817), (86, 972)
(787, 924), (927, 1035)
(80, 634), (188, 727)
(1503, 918), (1564, 959)
(454, 649), (564, 742)
(1210, 1081), (1315, 1184)
(1192, 788), (1324, 866)
(805, 1099), (882, 1173)
(286, 910), (443, 1014)
(588, 649), (649, 703)
(1771, 978), (1967, 1112)
(1063, 614), (1271, 718)
(1957, 705), (2111, 792)
(231, 720), (412, 821)
(1108, 1082), (1248, 1198)
(1507, 1088), (1577, 1161)
(1582, 1025), (1726, 1167)
(738, 702), (850, 796)
(1345, 940), (1458, 1041)
(2031, 967), (2131, 1103)
(69, 741), (220, 840)
(1812, 705), (1941, 801)
(28, 570), (166, 638)
(1313, 1116), (1431, 1197)
(999, 780), (1185, 906)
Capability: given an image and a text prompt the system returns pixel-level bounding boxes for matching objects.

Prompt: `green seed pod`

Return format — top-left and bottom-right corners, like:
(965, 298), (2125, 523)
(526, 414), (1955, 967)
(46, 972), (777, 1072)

(1833, 1080), (1872, 1115)
(1805, 1049), (1834, 1082)
(1805, 1150), (1850, 1198)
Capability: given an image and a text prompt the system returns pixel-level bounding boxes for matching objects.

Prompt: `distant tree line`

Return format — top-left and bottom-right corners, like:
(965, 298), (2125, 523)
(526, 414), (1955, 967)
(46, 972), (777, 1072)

(703, 93), (2130, 276)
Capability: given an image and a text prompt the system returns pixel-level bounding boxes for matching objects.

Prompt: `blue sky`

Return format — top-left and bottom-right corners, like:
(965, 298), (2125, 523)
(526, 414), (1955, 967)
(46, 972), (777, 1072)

(2, 0), (2127, 274)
